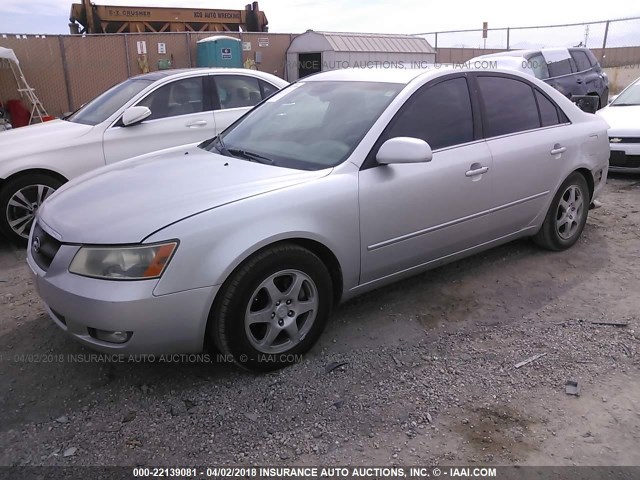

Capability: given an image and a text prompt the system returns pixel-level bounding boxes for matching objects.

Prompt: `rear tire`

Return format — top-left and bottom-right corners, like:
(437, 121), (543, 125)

(0, 174), (63, 245)
(209, 243), (333, 372)
(533, 172), (590, 251)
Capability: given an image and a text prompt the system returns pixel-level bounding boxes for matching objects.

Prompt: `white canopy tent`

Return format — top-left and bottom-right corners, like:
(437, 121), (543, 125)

(0, 46), (48, 126)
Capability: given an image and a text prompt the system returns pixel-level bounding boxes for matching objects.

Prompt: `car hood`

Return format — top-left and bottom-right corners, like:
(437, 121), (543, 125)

(37, 146), (330, 244)
(597, 105), (640, 136)
(0, 119), (93, 161)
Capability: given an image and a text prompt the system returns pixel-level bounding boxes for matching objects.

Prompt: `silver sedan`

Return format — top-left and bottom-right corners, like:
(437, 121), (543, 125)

(28, 67), (610, 371)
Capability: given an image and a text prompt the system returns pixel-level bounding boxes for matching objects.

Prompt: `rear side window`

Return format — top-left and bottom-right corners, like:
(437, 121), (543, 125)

(383, 77), (474, 150)
(478, 76), (540, 137)
(214, 75), (263, 110)
(570, 50), (592, 72)
(534, 90), (560, 127)
(547, 58), (573, 77)
(260, 80), (279, 99)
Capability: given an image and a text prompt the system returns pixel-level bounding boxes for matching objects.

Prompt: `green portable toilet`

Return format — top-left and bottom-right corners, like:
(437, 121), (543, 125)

(196, 36), (242, 68)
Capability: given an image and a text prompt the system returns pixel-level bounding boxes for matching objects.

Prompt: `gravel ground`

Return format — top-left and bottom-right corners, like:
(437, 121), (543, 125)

(0, 175), (639, 467)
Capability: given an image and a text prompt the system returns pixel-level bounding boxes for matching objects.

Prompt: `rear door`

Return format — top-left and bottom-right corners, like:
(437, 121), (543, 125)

(570, 49), (605, 101)
(474, 73), (576, 238)
(358, 75), (495, 284)
(543, 49), (581, 99)
(102, 75), (215, 163)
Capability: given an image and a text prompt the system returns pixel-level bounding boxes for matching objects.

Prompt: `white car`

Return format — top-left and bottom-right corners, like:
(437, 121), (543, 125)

(0, 68), (288, 243)
(596, 77), (640, 171)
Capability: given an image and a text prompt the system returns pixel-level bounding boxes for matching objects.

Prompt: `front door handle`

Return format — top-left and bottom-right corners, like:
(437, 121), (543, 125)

(465, 166), (489, 177)
(576, 78), (583, 84)
(186, 120), (208, 128)
(550, 144), (567, 155)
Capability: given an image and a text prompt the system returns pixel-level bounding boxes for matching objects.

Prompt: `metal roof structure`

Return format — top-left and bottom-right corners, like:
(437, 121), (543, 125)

(288, 30), (435, 54)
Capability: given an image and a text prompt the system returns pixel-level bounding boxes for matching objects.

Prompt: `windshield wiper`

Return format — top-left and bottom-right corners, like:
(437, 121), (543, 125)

(211, 136), (232, 156)
(227, 148), (274, 165)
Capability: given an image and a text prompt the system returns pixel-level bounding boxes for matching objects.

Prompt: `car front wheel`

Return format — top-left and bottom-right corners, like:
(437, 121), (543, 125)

(0, 174), (63, 245)
(534, 172), (589, 251)
(209, 243), (333, 371)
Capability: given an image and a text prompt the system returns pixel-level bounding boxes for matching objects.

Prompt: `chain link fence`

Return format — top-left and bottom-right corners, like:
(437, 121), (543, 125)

(418, 16), (640, 67)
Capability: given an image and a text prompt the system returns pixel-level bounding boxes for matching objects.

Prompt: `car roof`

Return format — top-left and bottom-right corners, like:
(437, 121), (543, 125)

(130, 68), (283, 82)
(302, 67), (450, 84)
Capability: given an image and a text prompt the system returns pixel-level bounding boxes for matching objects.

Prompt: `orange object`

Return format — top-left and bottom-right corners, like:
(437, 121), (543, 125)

(143, 243), (177, 277)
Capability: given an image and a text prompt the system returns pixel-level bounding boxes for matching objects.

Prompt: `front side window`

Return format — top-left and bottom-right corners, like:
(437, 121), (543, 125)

(137, 77), (205, 121)
(205, 81), (403, 170)
(478, 76), (540, 137)
(382, 77), (474, 150)
(67, 78), (153, 126)
(215, 75), (263, 109)
(570, 51), (592, 72)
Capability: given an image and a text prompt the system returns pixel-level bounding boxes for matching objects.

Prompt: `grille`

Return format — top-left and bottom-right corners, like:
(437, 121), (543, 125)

(31, 223), (61, 271)
(610, 151), (640, 168)
(609, 137), (640, 144)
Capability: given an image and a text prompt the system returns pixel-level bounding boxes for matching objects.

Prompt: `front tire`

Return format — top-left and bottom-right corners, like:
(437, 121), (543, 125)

(209, 243), (333, 372)
(0, 174), (63, 245)
(534, 172), (589, 251)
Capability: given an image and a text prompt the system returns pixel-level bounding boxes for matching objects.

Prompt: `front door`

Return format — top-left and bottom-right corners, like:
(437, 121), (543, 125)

(358, 76), (495, 284)
(103, 76), (215, 163)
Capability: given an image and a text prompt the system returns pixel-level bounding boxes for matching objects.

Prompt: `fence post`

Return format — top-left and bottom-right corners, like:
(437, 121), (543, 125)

(601, 20), (610, 62)
(506, 27), (510, 50)
(124, 34), (131, 77)
(57, 36), (74, 112)
(186, 32), (192, 67)
(434, 32), (438, 63)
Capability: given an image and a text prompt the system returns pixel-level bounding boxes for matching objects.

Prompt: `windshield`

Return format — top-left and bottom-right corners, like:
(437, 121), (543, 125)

(611, 81), (640, 106)
(67, 78), (153, 126)
(203, 81), (403, 170)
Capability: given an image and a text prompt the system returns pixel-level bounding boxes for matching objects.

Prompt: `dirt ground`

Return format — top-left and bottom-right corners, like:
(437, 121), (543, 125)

(0, 175), (639, 467)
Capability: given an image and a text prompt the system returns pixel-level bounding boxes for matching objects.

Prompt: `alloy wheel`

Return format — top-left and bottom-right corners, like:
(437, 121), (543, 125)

(6, 184), (55, 239)
(556, 184), (584, 240)
(244, 269), (319, 354)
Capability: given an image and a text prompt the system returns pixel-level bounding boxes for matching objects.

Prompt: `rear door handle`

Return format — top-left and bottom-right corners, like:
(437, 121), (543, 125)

(186, 120), (207, 128)
(465, 166), (489, 177)
(550, 144), (567, 155)
(576, 78), (583, 84)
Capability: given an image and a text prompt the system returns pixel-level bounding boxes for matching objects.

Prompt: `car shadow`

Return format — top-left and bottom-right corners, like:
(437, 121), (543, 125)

(0, 220), (611, 431)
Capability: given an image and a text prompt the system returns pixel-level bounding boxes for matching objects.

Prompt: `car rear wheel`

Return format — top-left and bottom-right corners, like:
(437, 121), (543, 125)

(209, 243), (333, 371)
(0, 174), (63, 245)
(533, 172), (589, 251)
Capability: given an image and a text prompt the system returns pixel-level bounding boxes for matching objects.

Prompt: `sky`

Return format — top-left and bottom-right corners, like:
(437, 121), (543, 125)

(1, 0), (639, 47)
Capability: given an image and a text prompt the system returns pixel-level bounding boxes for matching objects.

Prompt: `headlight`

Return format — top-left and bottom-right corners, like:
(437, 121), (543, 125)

(69, 241), (178, 280)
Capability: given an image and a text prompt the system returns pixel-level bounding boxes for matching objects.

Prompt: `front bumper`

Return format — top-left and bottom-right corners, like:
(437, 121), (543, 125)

(608, 141), (640, 171)
(27, 243), (218, 354)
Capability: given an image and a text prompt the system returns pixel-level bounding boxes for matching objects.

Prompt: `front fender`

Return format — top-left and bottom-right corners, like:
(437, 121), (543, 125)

(148, 165), (361, 299)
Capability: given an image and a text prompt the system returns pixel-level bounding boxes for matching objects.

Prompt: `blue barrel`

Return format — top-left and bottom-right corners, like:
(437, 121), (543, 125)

(196, 36), (242, 68)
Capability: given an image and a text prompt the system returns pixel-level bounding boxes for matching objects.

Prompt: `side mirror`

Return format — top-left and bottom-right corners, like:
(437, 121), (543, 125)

(376, 137), (433, 165)
(122, 106), (152, 127)
(571, 95), (599, 114)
